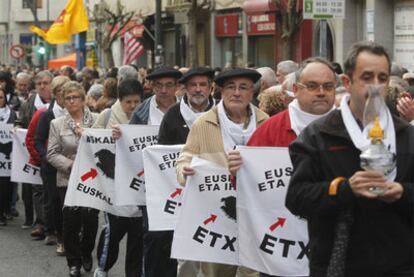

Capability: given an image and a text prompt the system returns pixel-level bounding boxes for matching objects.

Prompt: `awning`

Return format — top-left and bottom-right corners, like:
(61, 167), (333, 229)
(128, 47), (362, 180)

(242, 0), (302, 14)
(242, 0), (276, 14)
(47, 53), (76, 69)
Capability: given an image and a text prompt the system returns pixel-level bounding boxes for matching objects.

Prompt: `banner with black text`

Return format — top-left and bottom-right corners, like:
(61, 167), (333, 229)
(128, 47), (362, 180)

(171, 157), (238, 265)
(237, 146), (309, 276)
(143, 144), (183, 231)
(114, 124), (159, 206)
(11, 129), (42, 184)
(0, 124), (14, 176)
(65, 128), (139, 217)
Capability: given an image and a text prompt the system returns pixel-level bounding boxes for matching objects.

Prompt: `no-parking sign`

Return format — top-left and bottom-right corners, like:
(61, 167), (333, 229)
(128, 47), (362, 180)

(9, 45), (25, 59)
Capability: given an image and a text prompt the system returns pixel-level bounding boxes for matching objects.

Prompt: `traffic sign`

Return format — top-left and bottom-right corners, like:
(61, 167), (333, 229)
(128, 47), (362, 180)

(9, 44), (25, 59)
(303, 0), (345, 19)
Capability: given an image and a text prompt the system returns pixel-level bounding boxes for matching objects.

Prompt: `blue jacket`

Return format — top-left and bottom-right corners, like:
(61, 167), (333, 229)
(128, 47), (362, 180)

(129, 96), (152, 125)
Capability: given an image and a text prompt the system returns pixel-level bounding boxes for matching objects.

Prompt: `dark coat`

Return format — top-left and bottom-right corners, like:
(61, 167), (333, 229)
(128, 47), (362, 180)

(158, 96), (215, 145)
(286, 109), (414, 276)
(34, 101), (57, 174)
(16, 93), (38, 128)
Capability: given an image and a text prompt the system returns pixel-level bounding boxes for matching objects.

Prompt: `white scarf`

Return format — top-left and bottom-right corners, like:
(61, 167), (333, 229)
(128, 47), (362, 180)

(288, 99), (335, 136)
(340, 94), (396, 181)
(0, 106), (11, 123)
(52, 102), (65, 119)
(148, 96), (165, 126)
(180, 98), (210, 128)
(34, 93), (50, 110)
(217, 100), (256, 152)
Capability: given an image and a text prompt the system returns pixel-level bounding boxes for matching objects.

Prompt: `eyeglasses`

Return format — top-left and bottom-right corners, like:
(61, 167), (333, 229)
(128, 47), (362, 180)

(222, 84), (253, 93)
(297, 82), (336, 93)
(153, 82), (176, 90)
(64, 95), (81, 102)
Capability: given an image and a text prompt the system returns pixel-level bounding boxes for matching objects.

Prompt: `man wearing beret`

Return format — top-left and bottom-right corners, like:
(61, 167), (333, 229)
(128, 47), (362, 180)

(156, 67), (216, 277)
(176, 68), (268, 277)
(129, 67), (181, 125)
(126, 67), (181, 277)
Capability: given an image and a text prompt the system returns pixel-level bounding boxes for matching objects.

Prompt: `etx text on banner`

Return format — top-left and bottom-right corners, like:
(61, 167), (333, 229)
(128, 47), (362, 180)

(237, 146), (309, 276)
(171, 157), (238, 266)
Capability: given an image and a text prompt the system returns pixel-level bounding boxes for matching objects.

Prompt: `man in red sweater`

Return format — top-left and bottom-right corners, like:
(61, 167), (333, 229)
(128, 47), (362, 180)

(228, 57), (337, 277)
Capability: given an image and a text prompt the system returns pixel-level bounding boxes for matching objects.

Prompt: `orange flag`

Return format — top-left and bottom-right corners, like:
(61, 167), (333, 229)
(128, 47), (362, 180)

(29, 0), (89, 44)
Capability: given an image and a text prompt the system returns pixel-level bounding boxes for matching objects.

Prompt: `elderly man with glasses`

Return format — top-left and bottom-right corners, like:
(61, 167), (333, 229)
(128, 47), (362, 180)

(176, 68), (268, 277)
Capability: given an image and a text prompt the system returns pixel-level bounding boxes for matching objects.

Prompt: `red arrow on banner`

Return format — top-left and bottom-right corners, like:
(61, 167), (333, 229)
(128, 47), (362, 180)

(170, 188), (183, 198)
(81, 168), (98, 182)
(269, 217), (286, 232)
(203, 214), (217, 225)
(137, 169), (144, 177)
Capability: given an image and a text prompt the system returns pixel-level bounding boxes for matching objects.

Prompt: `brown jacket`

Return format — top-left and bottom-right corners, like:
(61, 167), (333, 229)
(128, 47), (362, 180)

(176, 105), (268, 185)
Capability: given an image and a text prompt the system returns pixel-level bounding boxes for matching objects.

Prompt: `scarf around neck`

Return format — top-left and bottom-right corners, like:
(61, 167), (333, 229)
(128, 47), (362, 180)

(180, 97), (211, 128)
(288, 99), (335, 136)
(148, 96), (165, 125)
(217, 100), (256, 152)
(34, 93), (49, 110)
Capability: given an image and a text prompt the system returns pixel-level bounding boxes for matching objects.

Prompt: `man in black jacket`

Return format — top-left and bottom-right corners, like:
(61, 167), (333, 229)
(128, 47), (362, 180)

(286, 41), (414, 276)
(151, 67), (215, 277)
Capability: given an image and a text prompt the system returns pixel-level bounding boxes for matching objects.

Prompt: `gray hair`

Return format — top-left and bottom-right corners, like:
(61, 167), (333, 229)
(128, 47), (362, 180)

(16, 72), (32, 81)
(118, 65), (137, 82)
(277, 60), (298, 75)
(35, 70), (53, 81)
(256, 67), (278, 87)
(87, 84), (104, 99)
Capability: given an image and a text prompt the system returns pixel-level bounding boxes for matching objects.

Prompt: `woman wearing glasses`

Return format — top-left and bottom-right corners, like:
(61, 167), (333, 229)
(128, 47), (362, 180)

(47, 81), (98, 277)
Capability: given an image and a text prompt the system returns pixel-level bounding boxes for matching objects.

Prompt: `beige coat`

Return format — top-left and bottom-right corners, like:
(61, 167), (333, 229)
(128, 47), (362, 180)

(176, 106), (268, 185)
(47, 112), (98, 187)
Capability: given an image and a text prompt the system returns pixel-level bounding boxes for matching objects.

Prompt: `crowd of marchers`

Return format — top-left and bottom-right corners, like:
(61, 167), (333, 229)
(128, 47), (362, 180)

(0, 40), (414, 277)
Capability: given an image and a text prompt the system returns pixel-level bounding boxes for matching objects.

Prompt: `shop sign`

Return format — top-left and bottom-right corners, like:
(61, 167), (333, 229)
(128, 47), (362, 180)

(303, 0), (345, 19)
(246, 14), (275, 35)
(215, 14), (240, 37)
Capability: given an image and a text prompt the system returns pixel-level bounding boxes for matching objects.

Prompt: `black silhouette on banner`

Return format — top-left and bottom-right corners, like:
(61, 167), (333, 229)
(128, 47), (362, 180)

(0, 141), (12, 159)
(94, 149), (115, 179)
(221, 196), (236, 222)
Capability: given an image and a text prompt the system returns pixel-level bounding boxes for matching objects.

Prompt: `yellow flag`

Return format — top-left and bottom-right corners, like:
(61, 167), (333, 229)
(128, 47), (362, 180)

(29, 0), (89, 44)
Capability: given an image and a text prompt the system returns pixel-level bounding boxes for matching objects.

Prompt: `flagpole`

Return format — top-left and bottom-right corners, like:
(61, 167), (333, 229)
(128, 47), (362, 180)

(76, 32), (86, 69)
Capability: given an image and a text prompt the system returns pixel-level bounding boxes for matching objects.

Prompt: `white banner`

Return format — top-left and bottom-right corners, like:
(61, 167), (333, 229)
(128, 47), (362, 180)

(237, 146), (309, 276)
(0, 124), (13, 177)
(171, 157), (238, 266)
(114, 124), (159, 206)
(143, 144), (183, 231)
(10, 129), (42, 184)
(65, 128), (138, 217)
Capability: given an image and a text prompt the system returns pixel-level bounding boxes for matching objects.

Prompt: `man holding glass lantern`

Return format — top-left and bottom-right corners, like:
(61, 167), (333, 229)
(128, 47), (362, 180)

(286, 41), (414, 276)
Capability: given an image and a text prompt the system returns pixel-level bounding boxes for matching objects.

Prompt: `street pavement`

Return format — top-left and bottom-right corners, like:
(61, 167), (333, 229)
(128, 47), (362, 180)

(0, 200), (127, 277)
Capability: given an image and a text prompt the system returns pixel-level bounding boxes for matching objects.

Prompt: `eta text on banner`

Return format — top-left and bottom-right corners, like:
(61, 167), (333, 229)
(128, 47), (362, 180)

(143, 144), (183, 231)
(114, 124), (159, 206)
(171, 157), (238, 265)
